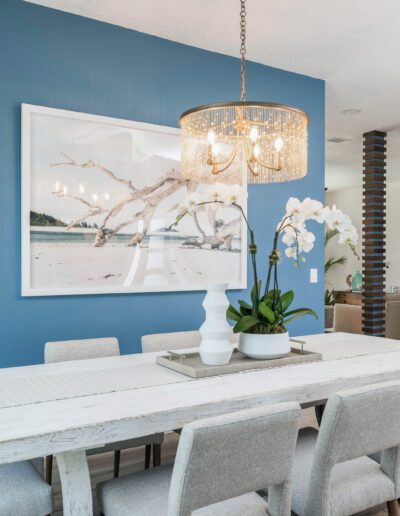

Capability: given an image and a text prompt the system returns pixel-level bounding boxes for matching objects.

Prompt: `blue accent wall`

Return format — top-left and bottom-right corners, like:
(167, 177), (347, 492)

(0, 0), (325, 367)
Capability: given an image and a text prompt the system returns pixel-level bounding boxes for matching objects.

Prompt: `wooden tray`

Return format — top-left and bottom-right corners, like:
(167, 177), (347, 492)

(156, 347), (322, 379)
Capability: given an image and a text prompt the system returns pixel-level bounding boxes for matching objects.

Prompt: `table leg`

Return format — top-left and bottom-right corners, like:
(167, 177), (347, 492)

(56, 450), (93, 516)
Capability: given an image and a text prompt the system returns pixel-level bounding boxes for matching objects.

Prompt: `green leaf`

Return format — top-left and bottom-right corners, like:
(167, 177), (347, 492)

(233, 316), (260, 333)
(324, 228), (339, 246)
(226, 304), (242, 322)
(240, 307), (252, 316)
(238, 300), (252, 310)
(258, 301), (276, 323)
(325, 256), (347, 274)
(283, 308), (318, 326)
(264, 289), (281, 301)
(238, 300), (253, 315)
(279, 290), (294, 313)
(250, 280), (262, 307)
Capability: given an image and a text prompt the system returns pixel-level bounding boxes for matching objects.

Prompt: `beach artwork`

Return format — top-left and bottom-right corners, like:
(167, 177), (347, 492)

(21, 105), (247, 296)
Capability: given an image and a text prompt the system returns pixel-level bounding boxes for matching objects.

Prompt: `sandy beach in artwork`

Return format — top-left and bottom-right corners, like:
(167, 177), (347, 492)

(30, 240), (242, 291)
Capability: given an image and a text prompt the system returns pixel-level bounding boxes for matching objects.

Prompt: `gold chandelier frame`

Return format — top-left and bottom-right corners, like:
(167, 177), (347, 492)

(179, 0), (309, 184)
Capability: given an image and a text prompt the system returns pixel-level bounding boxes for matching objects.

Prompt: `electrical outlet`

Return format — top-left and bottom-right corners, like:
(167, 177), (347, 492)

(310, 268), (318, 283)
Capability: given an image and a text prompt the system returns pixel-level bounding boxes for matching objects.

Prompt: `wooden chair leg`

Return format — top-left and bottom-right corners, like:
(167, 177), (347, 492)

(388, 500), (399, 516)
(45, 455), (53, 485)
(113, 450), (121, 478)
(153, 443), (161, 467)
(145, 444), (151, 469)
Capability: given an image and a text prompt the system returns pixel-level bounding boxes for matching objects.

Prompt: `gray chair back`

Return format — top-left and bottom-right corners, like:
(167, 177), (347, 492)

(44, 337), (120, 363)
(305, 381), (400, 514)
(141, 330), (239, 353)
(167, 402), (301, 516)
(141, 331), (202, 353)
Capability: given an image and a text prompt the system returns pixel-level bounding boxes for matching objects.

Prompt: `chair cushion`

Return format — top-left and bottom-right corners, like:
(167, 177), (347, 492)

(291, 427), (395, 516)
(0, 461), (52, 516)
(97, 463), (268, 516)
(86, 433), (164, 456)
(194, 492), (268, 515)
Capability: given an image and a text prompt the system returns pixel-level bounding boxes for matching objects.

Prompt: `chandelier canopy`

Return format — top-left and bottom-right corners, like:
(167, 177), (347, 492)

(179, 1), (309, 184)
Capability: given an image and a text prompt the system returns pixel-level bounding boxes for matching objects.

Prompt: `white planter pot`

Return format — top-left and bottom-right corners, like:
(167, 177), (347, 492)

(239, 332), (290, 360)
(199, 283), (233, 366)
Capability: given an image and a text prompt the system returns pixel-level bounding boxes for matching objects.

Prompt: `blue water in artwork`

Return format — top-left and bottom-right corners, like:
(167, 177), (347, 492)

(0, 0), (325, 367)
(30, 231), (192, 244)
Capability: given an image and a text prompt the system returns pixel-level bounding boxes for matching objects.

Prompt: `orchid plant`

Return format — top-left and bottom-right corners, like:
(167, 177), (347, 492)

(171, 184), (359, 335)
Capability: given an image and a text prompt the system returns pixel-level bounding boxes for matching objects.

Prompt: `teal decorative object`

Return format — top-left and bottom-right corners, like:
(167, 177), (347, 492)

(352, 270), (363, 292)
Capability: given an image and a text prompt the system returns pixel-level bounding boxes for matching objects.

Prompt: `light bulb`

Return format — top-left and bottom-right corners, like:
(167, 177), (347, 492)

(275, 137), (284, 152)
(63, 185), (68, 195)
(55, 181), (60, 191)
(207, 129), (216, 144)
(92, 193), (98, 202)
(79, 184), (85, 194)
(249, 126), (259, 142)
(211, 143), (219, 156)
(104, 192), (110, 201)
(253, 144), (260, 158)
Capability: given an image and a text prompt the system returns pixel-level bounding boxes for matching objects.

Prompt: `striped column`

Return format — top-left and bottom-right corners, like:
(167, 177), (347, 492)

(362, 130), (386, 336)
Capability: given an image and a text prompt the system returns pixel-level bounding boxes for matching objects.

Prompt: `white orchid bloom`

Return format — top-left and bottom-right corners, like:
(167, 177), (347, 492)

(205, 182), (228, 203)
(286, 197), (301, 214)
(182, 192), (204, 213)
(302, 198), (330, 223)
(285, 246), (298, 259)
(282, 226), (297, 246)
(285, 197), (306, 224)
(338, 226), (359, 246)
(223, 184), (247, 205)
(297, 230), (315, 253)
(325, 207), (352, 232)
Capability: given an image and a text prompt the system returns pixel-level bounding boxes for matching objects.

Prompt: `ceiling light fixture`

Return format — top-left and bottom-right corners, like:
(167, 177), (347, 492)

(179, 0), (309, 184)
(341, 109), (361, 116)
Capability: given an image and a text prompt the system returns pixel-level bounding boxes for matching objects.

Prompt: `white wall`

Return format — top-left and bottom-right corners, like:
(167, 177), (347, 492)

(326, 182), (400, 292)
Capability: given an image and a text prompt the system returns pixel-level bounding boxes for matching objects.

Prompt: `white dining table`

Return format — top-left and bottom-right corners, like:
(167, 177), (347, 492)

(1, 332), (400, 515)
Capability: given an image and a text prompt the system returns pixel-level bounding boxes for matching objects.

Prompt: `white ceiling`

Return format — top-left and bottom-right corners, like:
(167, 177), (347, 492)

(27, 0), (400, 191)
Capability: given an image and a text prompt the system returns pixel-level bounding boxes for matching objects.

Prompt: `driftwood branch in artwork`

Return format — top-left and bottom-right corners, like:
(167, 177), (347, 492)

(51, 153), (194, 246)
(51, 152), (136, 192)
(52, 189), (108, 230)
(100, 169), (184, 230)
(183, 212), (241, 251)
(50, 152), (241, 251)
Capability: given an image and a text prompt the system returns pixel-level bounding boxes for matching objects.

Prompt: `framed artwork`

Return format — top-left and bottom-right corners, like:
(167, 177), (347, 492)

(21, 104), (247, 296)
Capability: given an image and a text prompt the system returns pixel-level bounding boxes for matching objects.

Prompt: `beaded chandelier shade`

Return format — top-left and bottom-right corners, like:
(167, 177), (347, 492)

(179, 1), (309, 184)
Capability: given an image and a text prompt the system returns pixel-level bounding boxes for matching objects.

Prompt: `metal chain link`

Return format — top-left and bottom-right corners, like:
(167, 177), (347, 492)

(240, 0), (247, 101)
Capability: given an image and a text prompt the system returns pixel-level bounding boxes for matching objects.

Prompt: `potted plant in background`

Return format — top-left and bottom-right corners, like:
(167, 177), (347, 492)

(172, 186), (359, 362)
(324, 211), (360, 328)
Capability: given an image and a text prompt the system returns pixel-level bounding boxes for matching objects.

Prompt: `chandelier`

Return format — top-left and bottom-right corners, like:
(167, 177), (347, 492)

(179, 0), (309, 184)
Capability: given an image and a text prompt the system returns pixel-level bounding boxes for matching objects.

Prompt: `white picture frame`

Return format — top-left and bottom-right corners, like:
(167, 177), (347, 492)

(21, 104), (247, 296)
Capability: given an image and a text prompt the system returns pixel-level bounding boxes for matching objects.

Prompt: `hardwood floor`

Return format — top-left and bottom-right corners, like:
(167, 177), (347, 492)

(50, 408), (393, 515)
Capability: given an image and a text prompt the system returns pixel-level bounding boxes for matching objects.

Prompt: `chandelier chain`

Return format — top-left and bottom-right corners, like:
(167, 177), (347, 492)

(240, 0), (247, 101)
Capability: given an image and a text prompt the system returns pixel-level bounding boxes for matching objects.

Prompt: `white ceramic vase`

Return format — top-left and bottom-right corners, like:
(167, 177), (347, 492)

(239, 332), (290, 359)
(199, 283), (233, 366)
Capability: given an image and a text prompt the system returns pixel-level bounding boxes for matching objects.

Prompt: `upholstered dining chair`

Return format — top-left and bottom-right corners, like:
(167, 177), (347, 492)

(44, 337), (164, 483)
(0, 459), (52, 516)
(97, 401), (301, 516)
(141, 330), (239, 353)
(141, 330), (202, 353)
(333, 303), (362, 334)
(291, 381), (400, 516)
